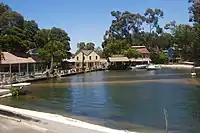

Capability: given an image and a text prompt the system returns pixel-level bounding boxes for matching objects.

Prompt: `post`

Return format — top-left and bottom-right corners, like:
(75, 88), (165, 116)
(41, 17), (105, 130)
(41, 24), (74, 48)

(9, 64), (12, 84)
(18, 63), (21, 75)
(9, 64), (11, 74)
(33, 63), (36, 74)
(36, 63), (38, 73)
(26, 63), (29, 76)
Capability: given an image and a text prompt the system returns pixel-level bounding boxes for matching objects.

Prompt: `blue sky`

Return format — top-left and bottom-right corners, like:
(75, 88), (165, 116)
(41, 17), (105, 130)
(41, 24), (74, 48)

(2, 0), (190, 52)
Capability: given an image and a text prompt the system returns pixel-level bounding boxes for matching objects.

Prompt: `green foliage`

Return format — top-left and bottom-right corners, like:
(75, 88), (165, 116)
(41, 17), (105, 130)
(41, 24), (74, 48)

(9, 87), (19, 96)
(102, 39), (130, 57)
(151, 52), (169, 64)
(122, 48), (142, 58)
(0, 2), (71, 65)
(77, 42), (95, 50)
(188, 0), (200, 24)
(38, 41), (68, 63)
(94, 46), (103, 57)
(144, 8), (164, 33)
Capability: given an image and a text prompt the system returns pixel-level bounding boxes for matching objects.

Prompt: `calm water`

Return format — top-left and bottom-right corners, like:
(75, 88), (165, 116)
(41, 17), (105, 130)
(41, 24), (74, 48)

(1, 69), (200, 132)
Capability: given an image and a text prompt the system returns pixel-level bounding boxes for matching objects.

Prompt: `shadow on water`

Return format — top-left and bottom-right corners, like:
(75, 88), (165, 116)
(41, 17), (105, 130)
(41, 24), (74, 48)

(1, 70), (200, 132)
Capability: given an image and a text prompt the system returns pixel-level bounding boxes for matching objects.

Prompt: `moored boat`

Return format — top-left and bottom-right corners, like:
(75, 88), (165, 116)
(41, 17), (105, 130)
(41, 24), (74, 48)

(146, 64), (161, 70)
(135, 64), (147, 69)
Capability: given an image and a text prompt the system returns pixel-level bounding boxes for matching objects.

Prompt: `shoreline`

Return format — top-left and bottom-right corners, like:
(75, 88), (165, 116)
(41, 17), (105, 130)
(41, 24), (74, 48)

(160, 64), (194, 69)
(0, 104), (138, 133)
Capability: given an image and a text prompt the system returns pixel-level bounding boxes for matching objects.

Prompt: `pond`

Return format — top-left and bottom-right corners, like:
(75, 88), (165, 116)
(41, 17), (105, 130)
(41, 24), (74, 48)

(1, 69), (200, 133)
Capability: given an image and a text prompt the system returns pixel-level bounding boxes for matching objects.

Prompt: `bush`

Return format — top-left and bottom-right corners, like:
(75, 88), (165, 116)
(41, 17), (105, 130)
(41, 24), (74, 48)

(9, 87), (20, 96)
(151, 52), (169, 64)
(158, 52), (169, 64)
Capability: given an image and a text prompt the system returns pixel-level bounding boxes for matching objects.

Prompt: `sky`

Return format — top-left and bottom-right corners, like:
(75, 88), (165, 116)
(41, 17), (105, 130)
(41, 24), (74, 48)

(2, 0), (190, 52)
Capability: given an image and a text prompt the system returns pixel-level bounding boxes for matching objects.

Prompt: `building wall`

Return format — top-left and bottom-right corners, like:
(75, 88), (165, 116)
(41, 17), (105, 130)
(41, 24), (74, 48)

(74, 51), (101, 69)
(74, 51), (100, 62)
(142, 53), (150, 58)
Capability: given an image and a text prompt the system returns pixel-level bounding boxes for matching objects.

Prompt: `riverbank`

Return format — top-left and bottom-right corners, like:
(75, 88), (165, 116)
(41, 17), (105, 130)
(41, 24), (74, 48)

(160, 64), (194, 69)
(0, 104), (137, 133)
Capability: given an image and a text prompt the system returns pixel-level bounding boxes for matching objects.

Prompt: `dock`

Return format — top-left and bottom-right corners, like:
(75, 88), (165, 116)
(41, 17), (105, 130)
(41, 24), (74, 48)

(0, 68), (106, 86)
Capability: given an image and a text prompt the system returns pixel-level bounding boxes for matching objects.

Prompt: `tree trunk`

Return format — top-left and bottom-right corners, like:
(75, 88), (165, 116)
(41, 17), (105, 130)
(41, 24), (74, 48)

(49, 55), (54, 73)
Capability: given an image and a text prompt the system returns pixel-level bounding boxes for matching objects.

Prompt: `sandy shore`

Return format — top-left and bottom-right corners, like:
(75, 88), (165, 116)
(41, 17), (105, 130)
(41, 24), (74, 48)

(0, 104), (138, 133)
(160, 64), (194, 69)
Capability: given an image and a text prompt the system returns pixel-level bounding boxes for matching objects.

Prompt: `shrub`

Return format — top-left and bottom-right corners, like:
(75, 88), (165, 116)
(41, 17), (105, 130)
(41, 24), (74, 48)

(151, 52), (169, 64)
(9, 87), (20, 96)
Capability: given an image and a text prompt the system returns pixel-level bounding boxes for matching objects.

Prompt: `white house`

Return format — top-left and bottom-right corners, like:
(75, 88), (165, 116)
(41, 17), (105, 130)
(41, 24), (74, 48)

(74, 50), (101, 70)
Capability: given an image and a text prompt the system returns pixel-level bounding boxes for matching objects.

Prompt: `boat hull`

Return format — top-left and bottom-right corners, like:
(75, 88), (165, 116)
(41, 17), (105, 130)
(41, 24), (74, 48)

(146, 65), (161, 70)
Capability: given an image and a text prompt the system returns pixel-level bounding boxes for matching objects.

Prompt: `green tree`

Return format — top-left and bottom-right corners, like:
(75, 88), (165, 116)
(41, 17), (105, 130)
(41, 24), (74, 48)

(35, 27), (71, 73)
(94, 46), (103, 57)
(77, 42), (95, 50)
(103, 11), (145, 48)
(77, 42), (86, 50)
(85, 42), (95, 50)
(189, 0), (200, 24)
(0, 3), (27, 53)
(144, 8), (164, 33)
(34, 29), (50, 48)
(23, 20), (39, 49)
(39, 41), (69, 72)
(102, 39), (130, 57)
(122, 48), (141, 58)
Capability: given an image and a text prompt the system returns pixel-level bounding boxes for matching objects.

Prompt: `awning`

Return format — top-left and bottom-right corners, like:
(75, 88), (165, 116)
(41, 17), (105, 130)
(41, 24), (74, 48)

(129, 58), (151, 62)
(0, 52), (36, 64)
(108, 57), (129, 62)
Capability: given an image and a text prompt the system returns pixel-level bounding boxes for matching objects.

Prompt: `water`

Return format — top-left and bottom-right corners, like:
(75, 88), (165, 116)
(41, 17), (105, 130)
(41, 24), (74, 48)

(1, 69), (200, 132)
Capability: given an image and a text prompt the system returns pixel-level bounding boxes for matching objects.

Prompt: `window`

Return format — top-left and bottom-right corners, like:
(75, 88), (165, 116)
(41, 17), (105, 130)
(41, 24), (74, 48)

(89, 56), (91, 60)
(96, 56), (98, 60)
(83, 56), (85, 60)
(77, 63), (79, 67)
(77, 57), (79, 60)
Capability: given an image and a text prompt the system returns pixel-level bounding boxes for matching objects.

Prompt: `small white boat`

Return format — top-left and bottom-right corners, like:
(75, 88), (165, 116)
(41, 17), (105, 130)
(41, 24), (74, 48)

(135, 64), (147, 69)
(146, 64), (161, 70)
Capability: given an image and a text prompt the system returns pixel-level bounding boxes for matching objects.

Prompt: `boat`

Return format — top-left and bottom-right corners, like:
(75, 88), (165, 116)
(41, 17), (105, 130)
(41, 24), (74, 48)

(129, 66), (136, 69)
(146, 64), (161, 70)
(191, 67), (196, 77)
(135, 64), (147, 69)
(191, 72), (196, 77)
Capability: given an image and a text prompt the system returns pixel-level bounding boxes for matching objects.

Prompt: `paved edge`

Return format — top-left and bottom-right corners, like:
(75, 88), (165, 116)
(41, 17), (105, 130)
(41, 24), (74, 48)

(0, 104), (139, 133)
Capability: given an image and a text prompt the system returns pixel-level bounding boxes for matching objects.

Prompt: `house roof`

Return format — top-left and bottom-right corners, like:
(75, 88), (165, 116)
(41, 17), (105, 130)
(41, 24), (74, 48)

(108, 55), (129, 62)
(136, 48), (150, 54)
(132, 46), (150, 54)
(75, 50), (94, 56)
(0, 52), (38, 64)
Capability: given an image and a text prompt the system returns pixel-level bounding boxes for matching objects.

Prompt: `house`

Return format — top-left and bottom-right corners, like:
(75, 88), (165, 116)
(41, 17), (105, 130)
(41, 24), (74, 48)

(108, 55), (130, 70)
(130, 46), (151, 64)
(132, 46), (150, 58)
(74, 50), (101, 70)
(62, 58), (75, 70)
(0, 52), (44, 76)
